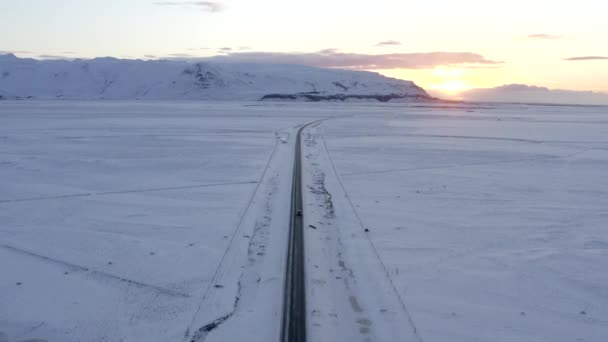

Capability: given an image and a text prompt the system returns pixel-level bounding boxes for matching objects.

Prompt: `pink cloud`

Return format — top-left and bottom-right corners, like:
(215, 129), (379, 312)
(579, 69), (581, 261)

(206, 51), (503, 70)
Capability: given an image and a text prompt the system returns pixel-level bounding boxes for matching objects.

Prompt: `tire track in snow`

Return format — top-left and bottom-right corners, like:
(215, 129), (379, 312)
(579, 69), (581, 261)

(341, 147), (593, 177)
(0, 244), (190, 298)
(0, 181), (257, 204)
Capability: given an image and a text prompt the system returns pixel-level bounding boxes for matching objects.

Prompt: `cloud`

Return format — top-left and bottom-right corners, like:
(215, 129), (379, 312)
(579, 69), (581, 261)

(0, 50), (33, 55)
(375, 40), (401, 46)
(168, 53), (196, 57)
(319, 48), (339, 54)
(154, 1), (223, 12)
(205, 51), (503, 69)
(527, 34), (563, 39)
(564, 56), (608, 61)
(444, 84), (608, 106)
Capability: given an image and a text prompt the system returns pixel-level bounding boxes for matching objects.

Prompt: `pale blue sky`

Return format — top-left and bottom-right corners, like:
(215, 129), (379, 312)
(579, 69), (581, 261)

(1, 0), (607, 92)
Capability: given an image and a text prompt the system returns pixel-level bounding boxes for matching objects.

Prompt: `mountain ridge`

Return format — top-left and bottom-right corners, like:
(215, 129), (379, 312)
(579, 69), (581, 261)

(0, 54), (433, 102)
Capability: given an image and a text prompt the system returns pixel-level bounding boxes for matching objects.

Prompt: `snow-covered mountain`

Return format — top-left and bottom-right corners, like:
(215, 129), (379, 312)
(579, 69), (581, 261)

(439, 84), (608, 106)
(0, 54), (432, 101)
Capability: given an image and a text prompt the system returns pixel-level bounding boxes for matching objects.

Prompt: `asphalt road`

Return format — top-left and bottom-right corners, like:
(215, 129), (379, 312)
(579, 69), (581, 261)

(281, 123), (310, 342)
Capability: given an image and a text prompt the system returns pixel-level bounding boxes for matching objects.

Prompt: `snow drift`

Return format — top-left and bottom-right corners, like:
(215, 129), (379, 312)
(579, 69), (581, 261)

(0, 54), (432, 102)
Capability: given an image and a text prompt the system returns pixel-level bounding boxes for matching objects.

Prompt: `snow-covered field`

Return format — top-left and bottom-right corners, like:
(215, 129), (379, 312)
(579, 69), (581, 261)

(1, 101), (607, 342)
(315, 104), (608, 341)
(0, 101), (311, 342)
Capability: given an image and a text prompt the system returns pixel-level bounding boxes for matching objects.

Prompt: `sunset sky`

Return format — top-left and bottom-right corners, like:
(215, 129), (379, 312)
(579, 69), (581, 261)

(1, 0), (607, 95)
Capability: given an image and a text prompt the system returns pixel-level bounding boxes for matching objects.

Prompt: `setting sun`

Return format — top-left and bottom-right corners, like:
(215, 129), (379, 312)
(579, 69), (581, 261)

(428, 68), (471, 93)
(429, 79), (471, 93)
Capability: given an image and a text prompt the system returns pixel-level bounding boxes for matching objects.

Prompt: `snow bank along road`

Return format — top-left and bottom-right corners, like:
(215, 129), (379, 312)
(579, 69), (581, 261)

(1, 101), (607, 342)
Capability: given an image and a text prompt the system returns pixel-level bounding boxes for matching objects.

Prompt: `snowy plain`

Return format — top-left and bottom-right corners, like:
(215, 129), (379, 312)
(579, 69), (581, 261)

(0, 101), (607, 342)
(316, 104), (608, 342)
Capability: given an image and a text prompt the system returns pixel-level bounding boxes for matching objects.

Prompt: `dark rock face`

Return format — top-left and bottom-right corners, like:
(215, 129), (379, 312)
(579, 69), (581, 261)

(332, 82), (350, 91)
(183, 63), (225, 89)
(260, 93), (436, 102)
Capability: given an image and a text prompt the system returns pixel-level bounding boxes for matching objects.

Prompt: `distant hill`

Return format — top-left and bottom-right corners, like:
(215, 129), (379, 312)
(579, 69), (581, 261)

(0, 54), (433, 102)
(430, 84), (608, 106)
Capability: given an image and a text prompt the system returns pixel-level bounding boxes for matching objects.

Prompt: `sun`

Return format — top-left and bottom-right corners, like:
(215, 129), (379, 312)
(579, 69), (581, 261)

(429, 80), (471, 93)
(376, 68), (476, 95)
(426, 68), (472, 93)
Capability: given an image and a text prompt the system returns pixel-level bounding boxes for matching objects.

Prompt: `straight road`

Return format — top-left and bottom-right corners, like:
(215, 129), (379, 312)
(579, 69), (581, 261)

(281, 122), (314, 342)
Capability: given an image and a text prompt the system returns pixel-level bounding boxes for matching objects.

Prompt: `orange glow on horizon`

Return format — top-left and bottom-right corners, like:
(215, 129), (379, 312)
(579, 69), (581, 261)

(428, 80), (471, 93)
(377, 67), (506, 94)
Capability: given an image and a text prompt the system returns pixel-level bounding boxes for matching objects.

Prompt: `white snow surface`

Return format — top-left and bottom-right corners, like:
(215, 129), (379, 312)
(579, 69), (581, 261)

(0, 54), (428, 101)
(1, 101), (607, 342)
(317, 104), (608, 342)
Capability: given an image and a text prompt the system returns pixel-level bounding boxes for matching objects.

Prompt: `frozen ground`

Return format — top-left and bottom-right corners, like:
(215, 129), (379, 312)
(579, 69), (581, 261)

(0, 101), (324, 342)
(316, 104), (608, 341)
(0, 101), (607, 342)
